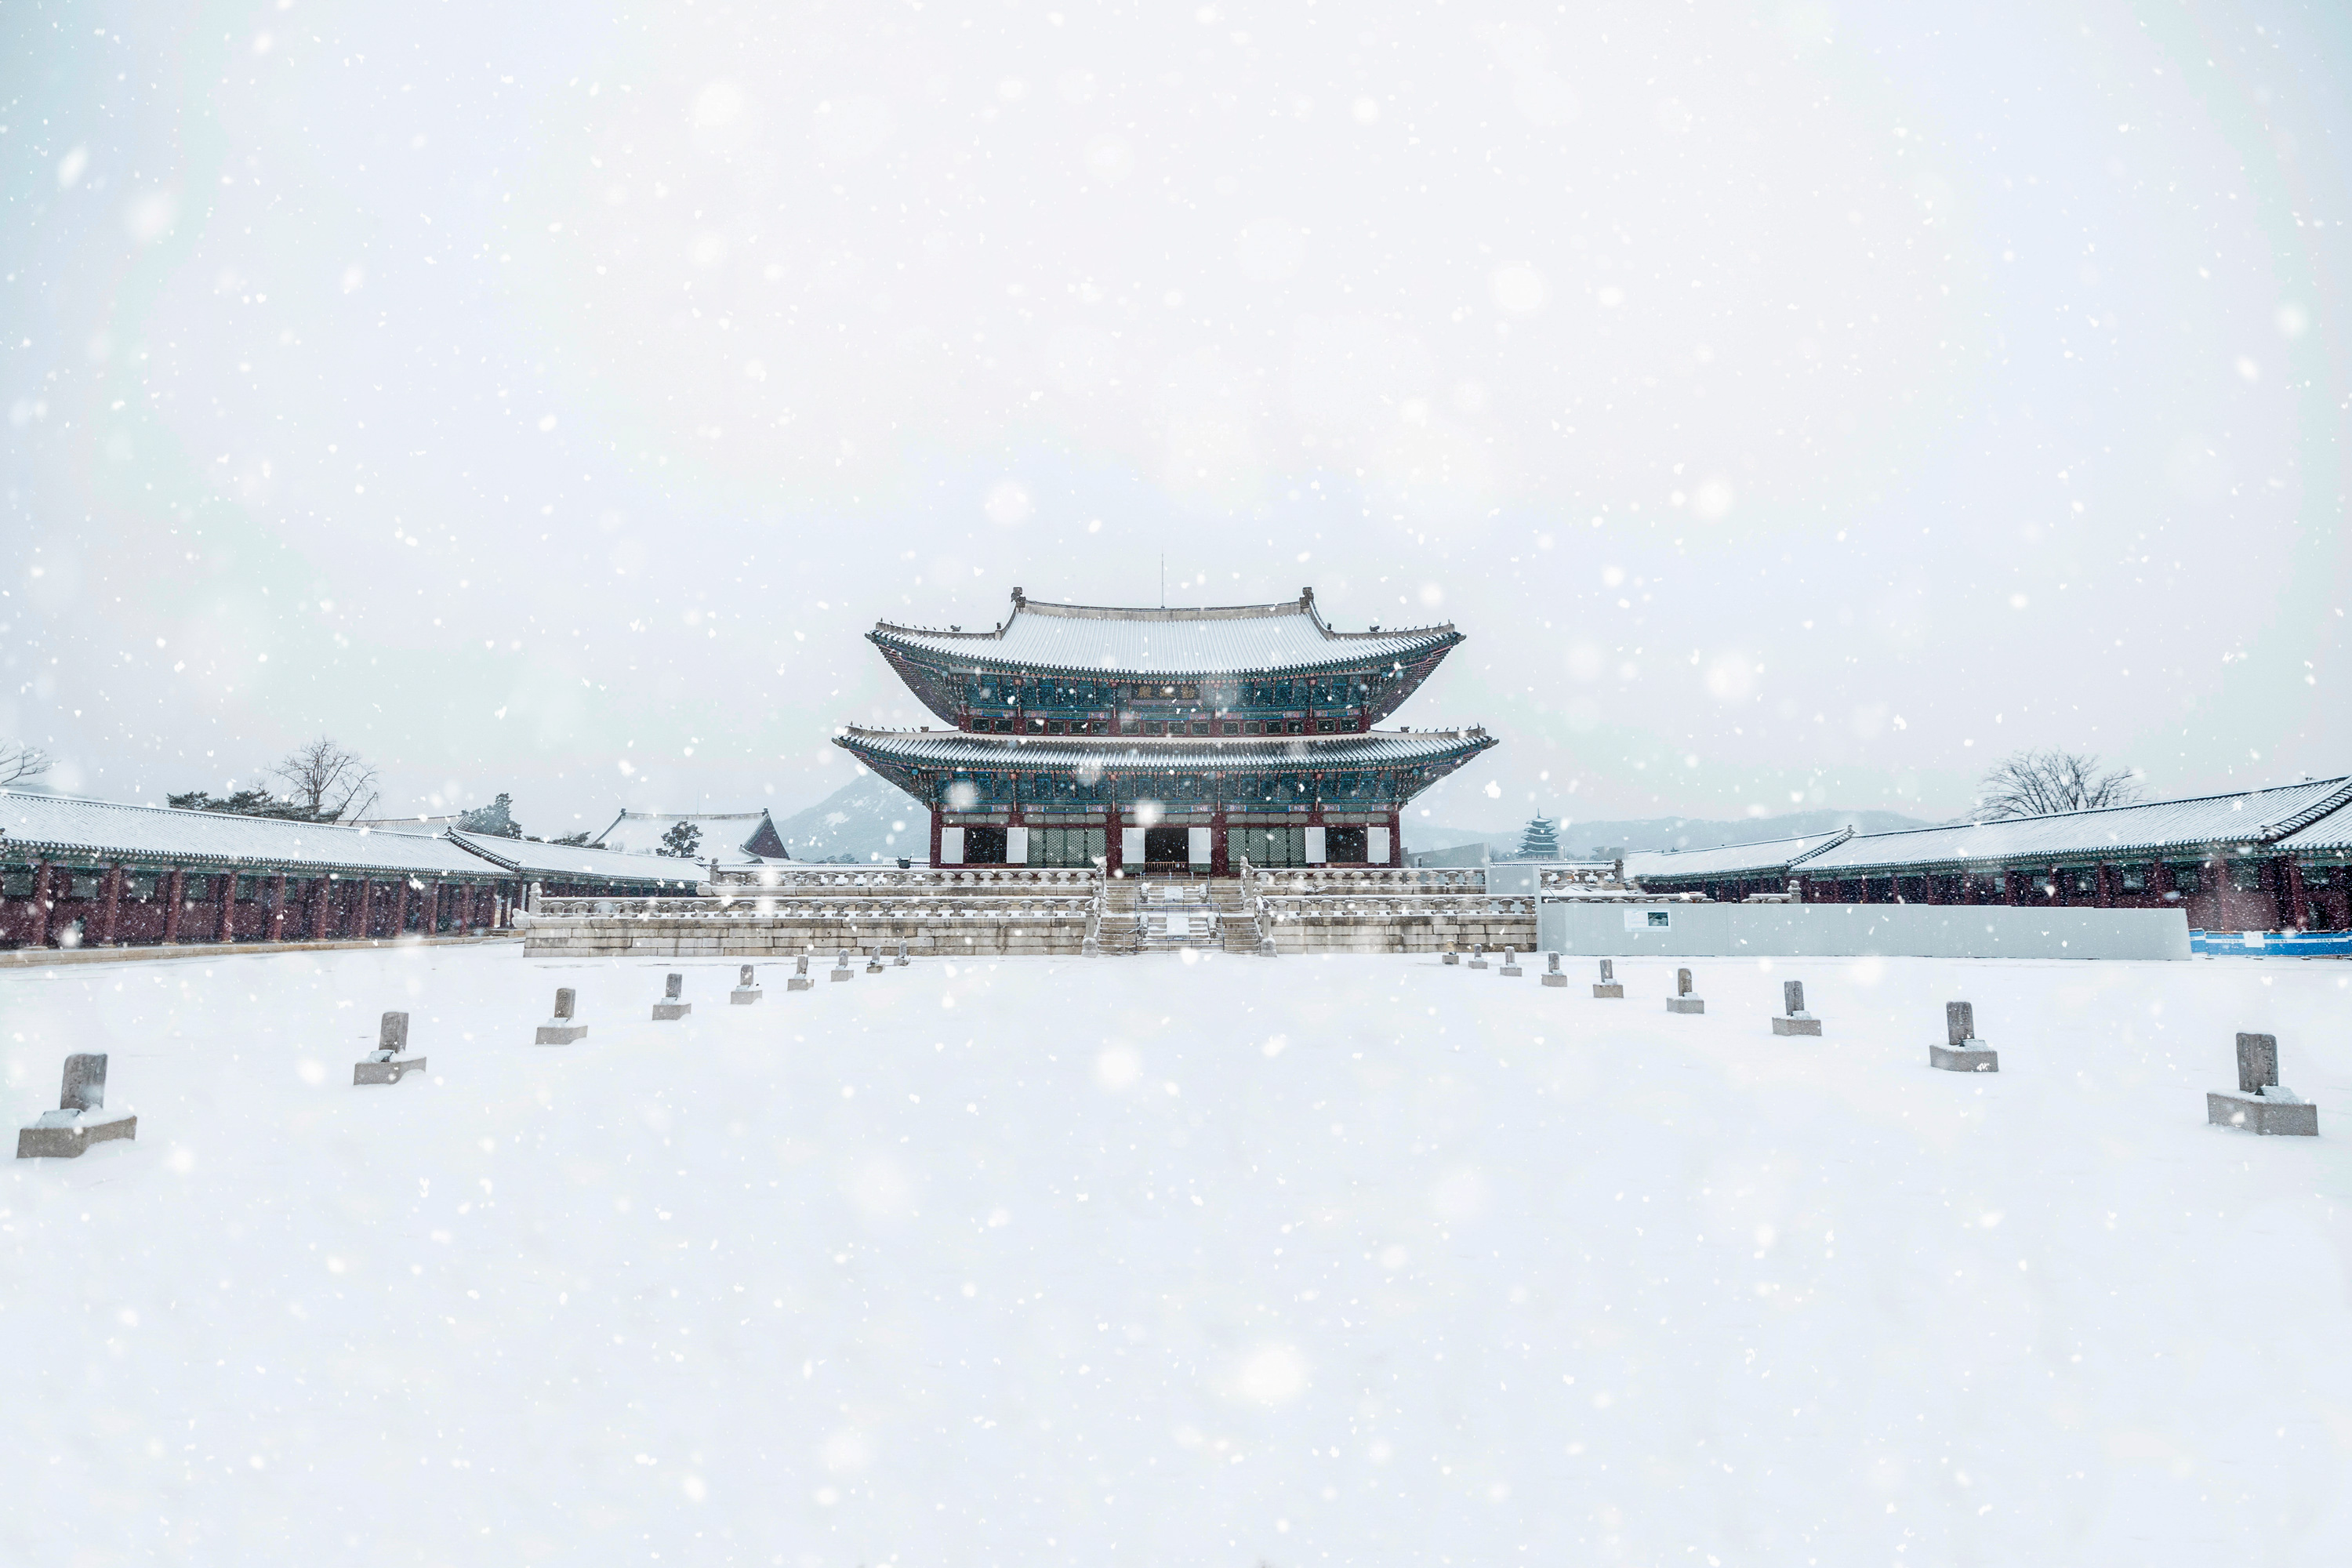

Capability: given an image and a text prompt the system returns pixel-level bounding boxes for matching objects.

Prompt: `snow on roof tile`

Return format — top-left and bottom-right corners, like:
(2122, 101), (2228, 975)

(1798, 776), (2352, 873)
(1624, 829), (1853, 884)
(0, 790), (503, 876)
(873, 590), (1457, 678)
(2275, 798), (2352, 853)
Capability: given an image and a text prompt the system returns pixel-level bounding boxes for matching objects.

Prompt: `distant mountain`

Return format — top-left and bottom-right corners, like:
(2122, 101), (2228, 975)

(771, 773), (930, 863)
(1406, 807), (1941, 859)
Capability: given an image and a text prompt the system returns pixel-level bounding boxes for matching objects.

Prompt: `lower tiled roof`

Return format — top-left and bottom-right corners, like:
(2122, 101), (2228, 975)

(833, 725), (1494, 772)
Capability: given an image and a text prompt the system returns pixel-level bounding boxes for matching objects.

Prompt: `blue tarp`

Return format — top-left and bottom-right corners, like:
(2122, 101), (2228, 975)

(2190, 928), (2352, 957)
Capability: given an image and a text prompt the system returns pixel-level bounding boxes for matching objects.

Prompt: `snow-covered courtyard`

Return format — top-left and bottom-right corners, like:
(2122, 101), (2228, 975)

(6, 945), (2352, 1565)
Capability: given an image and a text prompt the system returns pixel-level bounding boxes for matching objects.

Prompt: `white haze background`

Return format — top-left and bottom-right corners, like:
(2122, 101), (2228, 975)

(4, 0), (2347, 836)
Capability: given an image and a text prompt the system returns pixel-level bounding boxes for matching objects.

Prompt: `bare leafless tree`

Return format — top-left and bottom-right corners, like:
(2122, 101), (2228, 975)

(0, 740), (52, 788)
(1974, 749), (2143, 821)
(269, 738), (380, 822)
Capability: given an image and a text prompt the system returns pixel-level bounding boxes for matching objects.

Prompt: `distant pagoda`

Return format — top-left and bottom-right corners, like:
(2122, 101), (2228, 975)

(1515, 814), (1561, 860)
(834, 586), (1497, 874)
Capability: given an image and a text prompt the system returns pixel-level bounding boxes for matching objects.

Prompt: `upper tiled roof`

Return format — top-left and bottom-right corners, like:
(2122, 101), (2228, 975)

(1626, 829), (1852, 885)
(1798, 776), (2352, 873)
(873, 588), (1459, 677)
(0, 790), (503, 877)
(447, 830), (706, 886)
(835, 725), (1494, 772)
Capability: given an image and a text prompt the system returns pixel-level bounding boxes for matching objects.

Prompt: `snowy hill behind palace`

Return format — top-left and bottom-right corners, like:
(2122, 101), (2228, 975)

(770, 772), (929, 862)
(1407, 807), (1937, 860)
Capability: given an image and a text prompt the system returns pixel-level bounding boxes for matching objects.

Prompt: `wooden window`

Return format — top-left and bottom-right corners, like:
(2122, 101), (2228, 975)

(2227, 858), (2265, 891)
(1047, 720), (1067, 735)
(1222, 722), (1240, 735)
(2119, 863), (2148, 891)
(1190, 720), (1210, 736)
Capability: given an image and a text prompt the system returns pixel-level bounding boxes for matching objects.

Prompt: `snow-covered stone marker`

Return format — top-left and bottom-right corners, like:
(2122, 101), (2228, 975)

(1928, 1001), (1996, 1072)
(536, 987), (589, 1045)
(1592, 959), (1624, 999)
(1499, 949), (1523, 977)
(787, 955), (814, 993)
(1665, 967), (1705, 1015)
(893, 942), (909, 967)
(1542, 952), (1567, 989)
(2207, 1031), (2318, 1136)
(731, 965), (762, 1005)
(16, 1053), (136, 1159)
(652, 973), (691, 1022)
(1442, 946), (1459, 966)
(830, 949), (854, 982)
(1772, 980), (1823, 1037)
(865, 949), (884, 975)
(354, 1012), (427, 1085)
(1468, 944), (1489, 971)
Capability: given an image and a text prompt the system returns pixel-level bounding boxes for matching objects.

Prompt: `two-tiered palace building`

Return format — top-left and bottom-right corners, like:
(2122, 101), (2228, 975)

(834, 587), (1496, 875)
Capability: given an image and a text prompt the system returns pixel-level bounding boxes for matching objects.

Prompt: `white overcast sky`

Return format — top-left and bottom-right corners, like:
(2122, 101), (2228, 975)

(5, 0), (2348, 837)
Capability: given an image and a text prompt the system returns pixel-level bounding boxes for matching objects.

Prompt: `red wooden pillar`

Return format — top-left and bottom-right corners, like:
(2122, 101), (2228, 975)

(391, 879), (411, 935)
(27, 862), (53, 947)
(2002, 869), (2019, 906)
(2152, 859), (2173, 907)
(2285, 860), (2310, 930)
(424, 882), (441, 935)
(267, 873), (289, 941)
(1210, 798), (1229, 877)
(358, 878), (377, 941)
(310, 877), (332, 940)
(98, 863), (124, 945)
(1104, 809), (1123, 878)
(929, 812), (945, 870)
(210, 873), (234, 942)
(162, 868), (185, 942)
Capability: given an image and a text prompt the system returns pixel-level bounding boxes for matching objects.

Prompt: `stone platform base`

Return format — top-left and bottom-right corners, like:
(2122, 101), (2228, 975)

(1773, 1015), (1823, 1037)
(1666, 997), (1705, 1014)
(1442, 953), (1459, 965)
(1500, 964), (1522, 977)
(354, 1054), (426, 1086)
(730, 989), (762, 1005)
(2208, 1089), (2318, 1135)
(1542, 973), (1566, 988)
(865, 960), (884, 975)
(17, 1109), (136, 1158)
(788, 976), (813, 992)
(1593, 984), (1624, 998)
(829, 970), (854, 983)
(535, 1023), (589, 1045)
(1930, 1043), (1998, 1073)
(652, 1002), (691, 1021)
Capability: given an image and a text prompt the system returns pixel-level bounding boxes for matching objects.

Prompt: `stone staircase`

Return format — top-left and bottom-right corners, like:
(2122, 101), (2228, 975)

(1133, 880), (1225, 952)
(1210, 880), (1271, 954)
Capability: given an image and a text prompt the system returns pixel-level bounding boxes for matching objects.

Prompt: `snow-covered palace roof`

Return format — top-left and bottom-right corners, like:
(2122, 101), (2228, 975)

(593, 809), (789, 863)
(1798, 775), (2352, 873)
(871, 587), (1461, 679)
(445, 831), (706, 887)
(0, 790), (503, 877)
(1625, 829), (1854, 886)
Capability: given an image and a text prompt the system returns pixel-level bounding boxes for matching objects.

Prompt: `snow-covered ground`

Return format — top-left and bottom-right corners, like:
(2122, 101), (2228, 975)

(5, 945), (2352, 1565)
